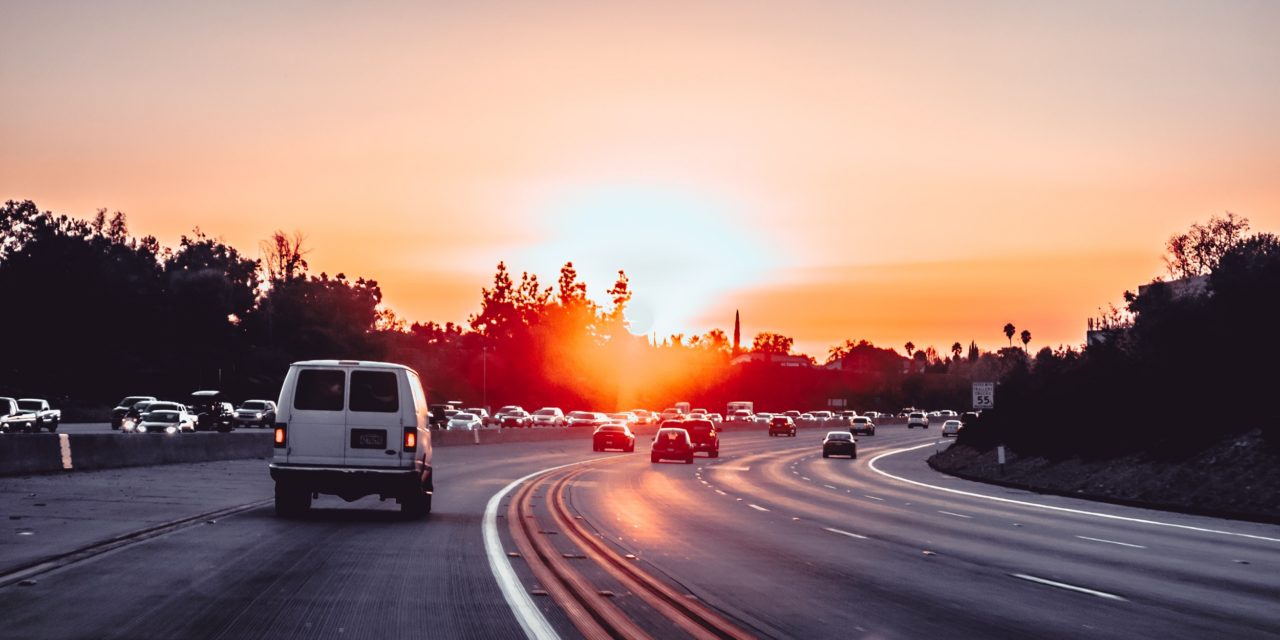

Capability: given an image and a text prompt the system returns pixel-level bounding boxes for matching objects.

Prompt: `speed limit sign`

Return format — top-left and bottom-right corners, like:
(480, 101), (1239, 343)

(972, 382), (994, 409)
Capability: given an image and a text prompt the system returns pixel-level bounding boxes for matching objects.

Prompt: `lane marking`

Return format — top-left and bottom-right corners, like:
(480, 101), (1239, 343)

(823, 527), (868, 540)
(59, 433), (73, 469)
(868, 443), (1280, 544)
(823, 484), (838, 490)
(485, 461), (597, 640)
(801, 477), (811, 482)
(864, 495), (884, 501)
(748, 504), (770, 512)
(1076, 535), (1146, 549)
(715, 490), (727, 496)
(938, 510), (972, 519)
(1011, 574), (1127, 602)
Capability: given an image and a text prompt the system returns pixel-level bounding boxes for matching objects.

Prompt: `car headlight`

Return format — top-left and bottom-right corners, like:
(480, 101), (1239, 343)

(165, 426), (177, 434)
(137, 425), (147, 433)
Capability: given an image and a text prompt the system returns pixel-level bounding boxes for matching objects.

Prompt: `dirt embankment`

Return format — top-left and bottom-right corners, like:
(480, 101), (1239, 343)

(929, 428), (1280, 524)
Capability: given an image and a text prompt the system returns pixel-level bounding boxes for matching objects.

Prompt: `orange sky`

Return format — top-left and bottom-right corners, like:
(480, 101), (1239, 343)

(3, 1), (1279, 357)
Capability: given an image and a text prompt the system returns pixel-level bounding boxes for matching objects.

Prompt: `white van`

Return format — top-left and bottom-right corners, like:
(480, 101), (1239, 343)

(269, 360), (433, 518)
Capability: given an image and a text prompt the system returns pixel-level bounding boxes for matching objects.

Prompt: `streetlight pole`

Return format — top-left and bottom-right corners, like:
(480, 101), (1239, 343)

(482, 343), (488, 411)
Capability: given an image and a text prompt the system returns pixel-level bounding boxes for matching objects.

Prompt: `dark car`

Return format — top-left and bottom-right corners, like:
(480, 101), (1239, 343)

(428, 404), (453, 429)
(680, 418), (720, 458)
(822, 431), (857, 458)
(650, 427), (694, 464)
(593, 424), (636, 452)
(850, 416), (876, 436)
(189, 390), (235, 432)
(235, 400), (277, 428)
(501, 410), (532, 428)
(111, 395), (157, 429)
(769, 416), (796, 437)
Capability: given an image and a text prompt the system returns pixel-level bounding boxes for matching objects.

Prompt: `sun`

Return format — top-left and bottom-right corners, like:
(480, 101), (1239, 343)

(520, 183), (776, 339)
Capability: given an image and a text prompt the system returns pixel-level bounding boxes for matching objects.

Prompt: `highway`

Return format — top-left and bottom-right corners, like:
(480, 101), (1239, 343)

(2, 425), (1277, 639)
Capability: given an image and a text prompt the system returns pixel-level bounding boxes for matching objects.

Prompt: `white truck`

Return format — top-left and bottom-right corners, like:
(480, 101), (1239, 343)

(17, 399), (61, 432)
(726, 401), (753, 417)
(0, 397), (38, 433)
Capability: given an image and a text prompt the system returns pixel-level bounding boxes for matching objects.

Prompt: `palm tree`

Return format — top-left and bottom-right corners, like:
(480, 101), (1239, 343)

(951, 342), (962, 359)
(1020, 329), (1031, 352)
(904, 341), (915, 357)
(1003, 323), (1015, 347)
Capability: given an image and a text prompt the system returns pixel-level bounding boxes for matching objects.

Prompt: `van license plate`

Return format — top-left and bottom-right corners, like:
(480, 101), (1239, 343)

(350, 429), (386, 449)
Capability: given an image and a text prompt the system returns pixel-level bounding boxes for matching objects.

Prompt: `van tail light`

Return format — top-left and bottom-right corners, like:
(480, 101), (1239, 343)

(403, 427), (417, 452)
(274, 423), (287, 448)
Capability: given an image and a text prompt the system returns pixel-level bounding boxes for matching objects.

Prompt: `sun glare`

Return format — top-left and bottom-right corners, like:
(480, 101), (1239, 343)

(520, 184), (778, 340)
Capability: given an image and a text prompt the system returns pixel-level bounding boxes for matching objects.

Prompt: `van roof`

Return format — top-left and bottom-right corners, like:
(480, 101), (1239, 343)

(290, 359), (415, 372)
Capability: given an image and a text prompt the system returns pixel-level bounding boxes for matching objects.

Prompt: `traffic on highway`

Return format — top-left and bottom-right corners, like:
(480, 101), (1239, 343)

(1, 360), (1276, 639)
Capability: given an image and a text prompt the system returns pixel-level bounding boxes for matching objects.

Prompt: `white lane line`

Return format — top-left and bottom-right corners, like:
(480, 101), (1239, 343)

(801, 477), (811, 482)
(868, 443), (1280, 544)
(864, 495), (884, 501)
(938, 510), (973, 519)
(1011, 574), (1127, 602)
(748, 504), (770, 512)
(715, 489), (727, 496)
(823, 527), (868, 540)
(823, 484), (838, 490)
(485, 463), (585, 640)
(1076, 535), (1146, 549)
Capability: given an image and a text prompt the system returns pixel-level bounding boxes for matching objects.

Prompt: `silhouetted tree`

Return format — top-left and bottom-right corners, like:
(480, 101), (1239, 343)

(1003, 323), (1015, 347)
(904, 341), (915, 357)
(1020, 329), (1031, 352)
(951, 342), (963, 359)
(1164, 212), (1250, 278)
(261, 230), (309, 283)
(752, 332), (794, 355)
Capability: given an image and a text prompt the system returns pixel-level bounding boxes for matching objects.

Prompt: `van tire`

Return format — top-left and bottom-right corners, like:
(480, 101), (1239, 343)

(401, 490), (431, 518)
(275, 484), (311, 518)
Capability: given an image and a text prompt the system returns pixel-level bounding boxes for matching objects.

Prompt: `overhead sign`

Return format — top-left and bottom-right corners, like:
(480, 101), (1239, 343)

(972, 382), (994, 409)
(827, 398), (847, 408)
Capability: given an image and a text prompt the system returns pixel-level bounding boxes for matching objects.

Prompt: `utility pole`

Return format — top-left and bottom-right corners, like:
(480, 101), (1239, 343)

(482, 343), (488, 410)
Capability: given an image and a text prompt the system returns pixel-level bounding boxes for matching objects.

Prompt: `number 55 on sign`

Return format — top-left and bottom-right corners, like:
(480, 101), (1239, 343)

(972, 382), (994, 409)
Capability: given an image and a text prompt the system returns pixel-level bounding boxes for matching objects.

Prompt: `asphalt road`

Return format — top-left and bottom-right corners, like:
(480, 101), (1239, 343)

(1, 425), (1276, 639)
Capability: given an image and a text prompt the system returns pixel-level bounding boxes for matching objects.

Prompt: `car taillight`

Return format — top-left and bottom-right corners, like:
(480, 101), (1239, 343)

(403, 427), (417, 451)
(274, 423), (287, 448)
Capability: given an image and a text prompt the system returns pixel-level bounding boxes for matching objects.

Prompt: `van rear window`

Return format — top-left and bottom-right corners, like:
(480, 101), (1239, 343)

(350, 370), (399, 413)
(295, 369), (346, 411)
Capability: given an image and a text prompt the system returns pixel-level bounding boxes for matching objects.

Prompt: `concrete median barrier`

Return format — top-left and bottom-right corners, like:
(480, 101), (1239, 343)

(0, 432), (272, 476)
(0, 434), (65, 475)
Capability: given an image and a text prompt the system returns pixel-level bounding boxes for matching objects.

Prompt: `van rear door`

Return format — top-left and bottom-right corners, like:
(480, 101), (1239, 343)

(286, 367), (347, 466)
(344, 368), (404, 468)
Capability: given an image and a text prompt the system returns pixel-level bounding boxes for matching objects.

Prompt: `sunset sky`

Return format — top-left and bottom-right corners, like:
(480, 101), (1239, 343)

(4, 1), (1278, 357)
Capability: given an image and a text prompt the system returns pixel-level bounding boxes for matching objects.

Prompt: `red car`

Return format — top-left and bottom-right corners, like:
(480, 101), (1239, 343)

(650, 427), (694, 464)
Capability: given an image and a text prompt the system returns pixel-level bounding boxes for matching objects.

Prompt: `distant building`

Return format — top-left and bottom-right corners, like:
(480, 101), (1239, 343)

(1085, 275), (1207, 346)
(1137, 274), (1208, 300)
(730, 352), (812, 368)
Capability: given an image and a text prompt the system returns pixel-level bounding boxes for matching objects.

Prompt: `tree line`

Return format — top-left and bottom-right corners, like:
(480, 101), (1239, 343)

(959, 213), (1280, 456)
(12, 198), (1223, 429)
